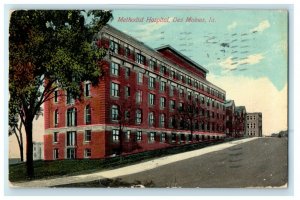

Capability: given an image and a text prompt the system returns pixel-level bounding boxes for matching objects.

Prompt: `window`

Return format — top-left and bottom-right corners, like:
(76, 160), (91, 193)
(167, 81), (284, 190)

(149, 60), (156, 70)
(187, 77), (191, 85)
(194, 81), (198, 88)
(125, 67), (130, 77)
(84, 149), (91, 158)
(125, 130), (131, 141)
(85, 82), (91, 97)
(195, 94), (198, 102)
(54, 109), (59, 127)
(136, 131), (142, 141)
(111, 105), (119, 121)
(112, 129), (119, 142)
(170, 116), (176, 128)
(54, 90), (58, 103)
(149, 112), (155, 126)
(85, 105), (91, 124)
(149, 93), (155, 106)
(161, 133), (166, 142)
(125, 110), (130, 121)
(85, 130), (91, 142)
(160, 81), (166, 92)
(170, 100), (176, 109)
(179, 88), (184, 97)
(160, 114), (165, 128)
(149, 77), (155, 88)
(125, 47), (130, 57)
(136, 53), (145, 65)
(187, 91), (192, 100)
(171, 70), (176, 79)
(171, 133), (177, 143)
(53, 132), (58, 143)
(109, 40), (119, 54)
(135, 74), (142, 87)
(179, 102), (184, 111)
(136, 90), (142, 103)
(207, 98), (210, 106)
(160, 65), (167, 74)
(170, 85), (175, 96)
(111, 82), (120, 97)
(125, 86), (130, 97)
(201, 96), (205, 104)
(67, 108), (77, 126)
(66, 91), (75, 104)
(67, 131), (76, 146)
(136, 109), (142, 124)
(149, 132), (156, 142)
(111, 62), (120, 76)
(53, 149), (59, 160)
(160, 97), (166, 108)
(67, 148), (76, 159)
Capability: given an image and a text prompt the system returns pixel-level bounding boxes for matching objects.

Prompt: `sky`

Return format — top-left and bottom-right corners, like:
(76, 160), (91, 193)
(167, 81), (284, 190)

(110, 10), (288, 135)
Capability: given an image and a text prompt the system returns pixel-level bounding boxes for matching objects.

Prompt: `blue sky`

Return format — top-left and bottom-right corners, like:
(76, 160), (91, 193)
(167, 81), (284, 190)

(110, 10), (288, 91)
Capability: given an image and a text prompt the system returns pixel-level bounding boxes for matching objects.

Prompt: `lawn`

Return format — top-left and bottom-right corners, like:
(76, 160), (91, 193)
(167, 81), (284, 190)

(9, 138), (235, 182)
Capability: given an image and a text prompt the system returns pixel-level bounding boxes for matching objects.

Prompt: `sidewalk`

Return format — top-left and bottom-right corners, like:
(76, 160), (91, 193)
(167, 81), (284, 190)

(10, 137), (259, 188)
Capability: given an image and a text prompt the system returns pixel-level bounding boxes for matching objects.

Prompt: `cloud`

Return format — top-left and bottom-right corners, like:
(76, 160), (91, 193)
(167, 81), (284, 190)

(207, 75), (287, 136)
(250, 20), (271, 32)
(227, 21), (237, 30)
(219, 54), (264, 71)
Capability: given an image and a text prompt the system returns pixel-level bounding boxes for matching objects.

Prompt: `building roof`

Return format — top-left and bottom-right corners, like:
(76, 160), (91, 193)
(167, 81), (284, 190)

(155, 45), (209, 74)
(225, 100), (235, 107)
(235, 106), (246, 114)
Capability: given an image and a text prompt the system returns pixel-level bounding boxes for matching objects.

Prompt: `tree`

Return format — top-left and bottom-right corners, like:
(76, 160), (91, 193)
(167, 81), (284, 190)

(9, 102), (24, 162)
(9, 10), (113, 178)
(177, 99), (205, 142)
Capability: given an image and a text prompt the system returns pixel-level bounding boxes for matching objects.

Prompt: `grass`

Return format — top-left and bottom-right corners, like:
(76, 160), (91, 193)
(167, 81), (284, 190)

(9, 138), (236, 182)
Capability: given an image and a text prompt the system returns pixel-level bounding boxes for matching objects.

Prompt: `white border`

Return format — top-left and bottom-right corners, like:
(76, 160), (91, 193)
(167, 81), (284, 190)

(1, 1), (298, 199)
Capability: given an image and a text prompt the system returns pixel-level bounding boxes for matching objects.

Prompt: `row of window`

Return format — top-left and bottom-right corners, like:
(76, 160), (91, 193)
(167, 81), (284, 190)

(247, 115), (257, 120)
(53, 129), (222, 159)
(53, 83), (91, 104)
(111, 82), (225, 110)
(109, 40), (225, 100)
(247, 123), (257, 129)
(110, 61), (225, 102)
(53, 148), (91, 160)
(54, 105), (91, 127)
(111, 105), (224, 130)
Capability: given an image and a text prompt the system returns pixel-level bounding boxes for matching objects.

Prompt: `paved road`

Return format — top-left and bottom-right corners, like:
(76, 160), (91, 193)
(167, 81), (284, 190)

(11, 137), (287, 188)
(110, 137), (288, 188)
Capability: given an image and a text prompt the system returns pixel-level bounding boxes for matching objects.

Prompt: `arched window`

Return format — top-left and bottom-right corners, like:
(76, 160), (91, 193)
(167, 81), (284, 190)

(160, 114), (165, 128)
(54, 109), (59, 127)
(149, 112), (155, 126)
(85, 105), (91, 124)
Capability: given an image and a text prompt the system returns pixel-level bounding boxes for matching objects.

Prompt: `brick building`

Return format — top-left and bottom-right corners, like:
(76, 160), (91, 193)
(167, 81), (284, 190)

(246, 112), (263, 137)
(44, 25), (227, 160)
(225, 101), (247, 138)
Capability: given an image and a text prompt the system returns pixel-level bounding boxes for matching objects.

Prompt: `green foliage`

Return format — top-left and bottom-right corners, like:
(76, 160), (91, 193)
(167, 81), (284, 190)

(9, 10), (112, 119)
(9, 10), (113, 177)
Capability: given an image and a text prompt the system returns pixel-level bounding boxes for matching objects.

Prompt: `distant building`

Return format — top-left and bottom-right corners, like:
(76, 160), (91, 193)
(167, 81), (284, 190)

(225, 101), (247, 138)
(235, 106), (247, 137)
(225, 100), (236, 137)
(246, 112), (262, 137)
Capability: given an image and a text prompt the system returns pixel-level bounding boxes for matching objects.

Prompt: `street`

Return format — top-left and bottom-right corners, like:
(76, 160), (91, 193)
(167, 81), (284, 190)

(113, 137), (287, 188)
(51, 137), (288, 188)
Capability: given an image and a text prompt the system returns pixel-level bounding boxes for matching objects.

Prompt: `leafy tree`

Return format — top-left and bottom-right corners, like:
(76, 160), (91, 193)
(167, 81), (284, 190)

(9, 10), (113, 178)
(9, 102), (24, 162)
